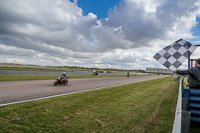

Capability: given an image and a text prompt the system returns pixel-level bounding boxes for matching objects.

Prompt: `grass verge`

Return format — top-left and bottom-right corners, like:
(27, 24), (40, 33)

(0, 77), (178, 133)
(0, 74), (150, 81)
(0, 67), (66, 72)
(0, 75), (58, 81)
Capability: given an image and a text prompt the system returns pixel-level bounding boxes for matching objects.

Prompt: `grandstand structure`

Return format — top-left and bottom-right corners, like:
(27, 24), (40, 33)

(145, 68), (173, 74)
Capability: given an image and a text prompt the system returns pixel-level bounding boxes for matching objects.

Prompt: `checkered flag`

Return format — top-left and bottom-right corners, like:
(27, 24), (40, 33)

(153, 39), (197, 71)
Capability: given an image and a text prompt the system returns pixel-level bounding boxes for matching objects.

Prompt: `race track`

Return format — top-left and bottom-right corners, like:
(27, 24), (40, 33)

(0, 75), (167, 106)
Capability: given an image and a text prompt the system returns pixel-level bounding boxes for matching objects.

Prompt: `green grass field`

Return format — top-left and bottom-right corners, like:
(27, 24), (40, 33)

(0, 77), (178, 133)
(0, 74), (150, 81)
(0, 75), (58, 81)
(0, 67), (65, 72)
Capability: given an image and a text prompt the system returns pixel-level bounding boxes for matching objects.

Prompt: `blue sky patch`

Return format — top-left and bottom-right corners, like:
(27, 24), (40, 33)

(71, 0), (121, 19)
(192, 17), (200, 37)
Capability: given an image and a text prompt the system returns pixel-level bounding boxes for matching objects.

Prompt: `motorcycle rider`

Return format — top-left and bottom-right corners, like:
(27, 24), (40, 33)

(54, 72), (68, 86)
(60, 72), (68, 84)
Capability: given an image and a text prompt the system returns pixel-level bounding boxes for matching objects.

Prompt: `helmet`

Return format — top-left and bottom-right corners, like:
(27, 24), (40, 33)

(63, 72), (66, 76)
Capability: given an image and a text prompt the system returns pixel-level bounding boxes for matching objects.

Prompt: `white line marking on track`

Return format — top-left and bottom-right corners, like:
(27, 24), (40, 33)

(0, 82), (135, 107)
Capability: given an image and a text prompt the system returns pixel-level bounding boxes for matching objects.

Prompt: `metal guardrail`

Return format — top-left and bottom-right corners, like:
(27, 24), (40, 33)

(172, 78), (190, 133)
(172, 78), (183, 133)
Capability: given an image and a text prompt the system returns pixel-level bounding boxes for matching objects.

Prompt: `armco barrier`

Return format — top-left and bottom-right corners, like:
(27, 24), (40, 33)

(172, 78), (191, 133)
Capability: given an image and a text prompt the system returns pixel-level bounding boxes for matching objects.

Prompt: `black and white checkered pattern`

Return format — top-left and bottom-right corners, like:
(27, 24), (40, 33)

(153, 39), (197, 71)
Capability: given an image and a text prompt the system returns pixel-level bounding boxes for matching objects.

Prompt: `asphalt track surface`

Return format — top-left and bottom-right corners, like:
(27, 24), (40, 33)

(0, 75), (167, 106)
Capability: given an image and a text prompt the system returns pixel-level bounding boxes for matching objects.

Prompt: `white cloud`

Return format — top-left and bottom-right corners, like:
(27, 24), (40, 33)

(0, 0), (200, 70)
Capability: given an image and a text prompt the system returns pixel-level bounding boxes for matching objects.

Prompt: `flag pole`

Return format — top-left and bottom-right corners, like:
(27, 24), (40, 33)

(188, 44), (200, 68)
(188, 51), (190, 69)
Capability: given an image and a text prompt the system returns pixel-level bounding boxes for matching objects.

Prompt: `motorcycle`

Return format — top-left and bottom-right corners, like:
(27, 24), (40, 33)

(54, 76), (68, 86)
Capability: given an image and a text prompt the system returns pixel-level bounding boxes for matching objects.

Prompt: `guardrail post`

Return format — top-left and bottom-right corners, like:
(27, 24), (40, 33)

(181, 110), (191, 133)
(182, 97), (187, 111)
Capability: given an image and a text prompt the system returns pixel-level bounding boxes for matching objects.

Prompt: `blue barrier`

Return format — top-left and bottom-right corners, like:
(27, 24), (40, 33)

(184, 88), (200, 123)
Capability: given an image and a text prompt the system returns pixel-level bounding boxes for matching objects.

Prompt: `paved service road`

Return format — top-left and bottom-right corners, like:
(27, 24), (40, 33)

(0, 75), (167, 105)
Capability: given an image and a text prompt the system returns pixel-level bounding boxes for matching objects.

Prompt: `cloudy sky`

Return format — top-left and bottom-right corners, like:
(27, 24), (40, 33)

(0, 0), (200, 70)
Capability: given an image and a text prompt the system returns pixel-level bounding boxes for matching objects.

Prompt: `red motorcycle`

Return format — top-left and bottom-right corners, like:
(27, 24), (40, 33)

(54, 76), (68, 86)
